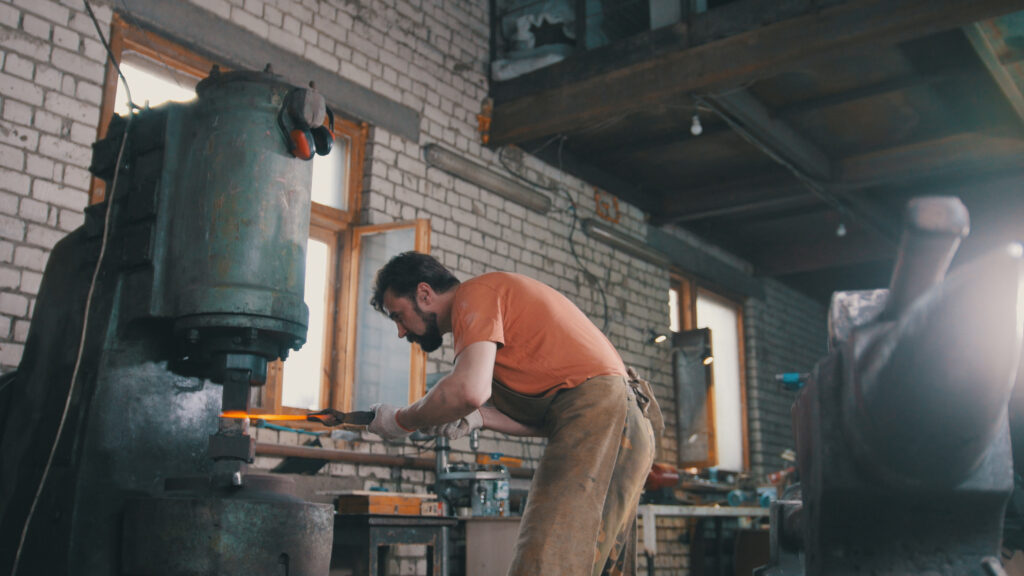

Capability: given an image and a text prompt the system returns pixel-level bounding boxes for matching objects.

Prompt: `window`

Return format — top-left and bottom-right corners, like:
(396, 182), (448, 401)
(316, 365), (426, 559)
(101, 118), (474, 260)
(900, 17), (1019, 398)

(346, 222), (431, 409)
(98, 15), (427, 417)
(670, 274), (748, 471)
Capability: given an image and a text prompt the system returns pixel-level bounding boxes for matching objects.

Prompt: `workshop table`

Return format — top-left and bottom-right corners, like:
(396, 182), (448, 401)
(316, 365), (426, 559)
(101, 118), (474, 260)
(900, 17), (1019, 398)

(331, 514), (458, 576)
(638, 504), (770, 576)
(463, 516), (522, 576)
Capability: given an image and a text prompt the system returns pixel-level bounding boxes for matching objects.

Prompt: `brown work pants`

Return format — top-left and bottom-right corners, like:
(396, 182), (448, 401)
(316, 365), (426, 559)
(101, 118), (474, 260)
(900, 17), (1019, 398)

(501, 375), (655, 576)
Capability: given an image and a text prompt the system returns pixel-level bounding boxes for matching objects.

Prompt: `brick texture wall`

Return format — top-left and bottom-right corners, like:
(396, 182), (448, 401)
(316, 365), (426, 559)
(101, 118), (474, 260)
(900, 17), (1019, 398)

(0, 0), (830, 573)
(745, 280), (829, 476)
(0, 0), (101, 367)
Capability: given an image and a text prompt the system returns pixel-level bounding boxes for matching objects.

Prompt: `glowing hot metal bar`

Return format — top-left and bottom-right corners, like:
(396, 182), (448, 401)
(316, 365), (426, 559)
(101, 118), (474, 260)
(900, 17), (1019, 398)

(219, 411), (309, 421)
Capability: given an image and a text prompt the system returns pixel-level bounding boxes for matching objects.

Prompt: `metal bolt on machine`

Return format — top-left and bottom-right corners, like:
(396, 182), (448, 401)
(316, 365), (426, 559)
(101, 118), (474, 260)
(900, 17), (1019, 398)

(0, 66), (337, 576)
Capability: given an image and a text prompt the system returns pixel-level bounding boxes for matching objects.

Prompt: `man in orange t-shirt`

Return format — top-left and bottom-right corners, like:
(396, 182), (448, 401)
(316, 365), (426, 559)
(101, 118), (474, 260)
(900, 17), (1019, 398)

(351, 252), (655, 575)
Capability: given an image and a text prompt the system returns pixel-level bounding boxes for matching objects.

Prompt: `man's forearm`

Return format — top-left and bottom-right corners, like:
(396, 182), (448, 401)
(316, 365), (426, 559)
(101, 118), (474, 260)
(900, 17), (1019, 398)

(478, 405), (544, 437)
(397, 341), (497, 430)
(397, 373), (480, 430)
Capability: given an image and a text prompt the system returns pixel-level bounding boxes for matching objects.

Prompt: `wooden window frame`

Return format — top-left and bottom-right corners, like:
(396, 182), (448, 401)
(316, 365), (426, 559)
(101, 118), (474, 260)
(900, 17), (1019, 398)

(671, 273), (750, 472)
(310, 118), (368, 228)
(261, 224), (345, 416)
(95, 15), (368, 217)
(93, 14), (216, 204)
(339, 220), (431, 412)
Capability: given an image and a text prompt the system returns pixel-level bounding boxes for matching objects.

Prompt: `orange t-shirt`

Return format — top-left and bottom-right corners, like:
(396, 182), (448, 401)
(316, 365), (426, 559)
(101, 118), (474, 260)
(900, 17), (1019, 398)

(451, 272), (626, 396)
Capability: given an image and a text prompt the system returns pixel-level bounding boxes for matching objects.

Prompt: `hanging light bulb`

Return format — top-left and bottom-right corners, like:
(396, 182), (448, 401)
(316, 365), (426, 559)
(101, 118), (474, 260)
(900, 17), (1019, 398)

(690, 113), (703, 136)
(836, 222), (847, 237)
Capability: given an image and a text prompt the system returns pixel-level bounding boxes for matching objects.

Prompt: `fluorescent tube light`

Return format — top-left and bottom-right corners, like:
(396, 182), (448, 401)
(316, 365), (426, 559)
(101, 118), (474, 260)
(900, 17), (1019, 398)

(423, 144), (551, 214)
(581, 218), (669, 266)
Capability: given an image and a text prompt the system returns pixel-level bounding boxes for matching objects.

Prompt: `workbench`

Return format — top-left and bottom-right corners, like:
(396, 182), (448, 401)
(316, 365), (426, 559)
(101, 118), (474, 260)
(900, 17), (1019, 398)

(330, 514), (458, 575)
(463, 516), (522, 576)
(638, 504), (770, 576)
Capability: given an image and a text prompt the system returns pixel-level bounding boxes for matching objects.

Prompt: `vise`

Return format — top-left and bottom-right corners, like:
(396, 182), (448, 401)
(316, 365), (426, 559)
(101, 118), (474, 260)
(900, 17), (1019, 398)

(758, 196), (1023, 576)
(434, 434), (512, 518)
(0, 67), (335, 575)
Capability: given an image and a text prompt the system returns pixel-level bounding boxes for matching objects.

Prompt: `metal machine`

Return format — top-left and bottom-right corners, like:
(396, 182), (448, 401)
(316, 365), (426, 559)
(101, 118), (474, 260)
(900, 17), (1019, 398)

(434, 432), (512, 517)
(0, 66), (335, 575)
(758, 196), (1024, 576)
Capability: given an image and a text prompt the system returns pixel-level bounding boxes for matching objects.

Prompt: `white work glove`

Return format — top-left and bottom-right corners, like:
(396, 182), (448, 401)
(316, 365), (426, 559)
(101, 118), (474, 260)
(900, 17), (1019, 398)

(421, 410), (483, 440)
(367, 403), (414, 440)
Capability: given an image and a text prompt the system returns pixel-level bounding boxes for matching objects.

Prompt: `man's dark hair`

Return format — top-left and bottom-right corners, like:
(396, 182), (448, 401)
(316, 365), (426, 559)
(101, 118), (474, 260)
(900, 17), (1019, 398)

(370, 252), (461, 313)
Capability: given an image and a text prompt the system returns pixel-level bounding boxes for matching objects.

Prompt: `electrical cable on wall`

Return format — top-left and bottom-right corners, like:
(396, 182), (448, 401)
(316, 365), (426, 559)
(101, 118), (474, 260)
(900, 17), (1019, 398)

(13, 2), (134, 572)
(497, 138), (610, 333)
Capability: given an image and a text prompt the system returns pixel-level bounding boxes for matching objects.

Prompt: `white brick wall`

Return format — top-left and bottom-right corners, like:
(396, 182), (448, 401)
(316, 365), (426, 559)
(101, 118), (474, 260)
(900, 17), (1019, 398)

(0, 0), (104, 364)
(744, 280), (828, 475)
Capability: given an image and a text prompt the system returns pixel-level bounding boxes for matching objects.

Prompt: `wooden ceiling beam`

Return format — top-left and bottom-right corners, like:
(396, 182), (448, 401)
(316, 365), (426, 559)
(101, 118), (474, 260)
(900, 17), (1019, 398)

(774, 68), (985, 118)
(702, 89), (833, 180)
(656, 130), (1024, 234)
(490, 0), (1024, 146)
(965, 20), (1024, 130)
(676, 194), (819, 222)
(657, 173), (810, 224)
(752, 221), (896, 276)
(672, 194), (818, 223)
(698, 89), (906, 242)
(838, 128), (1024, 185)
(584, 122), (733, 158)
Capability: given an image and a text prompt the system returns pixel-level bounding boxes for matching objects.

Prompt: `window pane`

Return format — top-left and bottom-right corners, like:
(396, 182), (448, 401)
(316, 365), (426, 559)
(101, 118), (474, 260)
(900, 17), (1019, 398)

(669, 288), (680, 332)
(696, 292), (743, 471)
(354, 228), (416, 409)
(311, 136), (348, 210)
(282, 238), (330, 409)
(114, 54), (198, 115)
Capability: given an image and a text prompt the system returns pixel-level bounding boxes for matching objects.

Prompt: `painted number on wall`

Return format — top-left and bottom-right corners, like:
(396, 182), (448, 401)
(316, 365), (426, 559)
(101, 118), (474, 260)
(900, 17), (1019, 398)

(594, 189), (620, 223)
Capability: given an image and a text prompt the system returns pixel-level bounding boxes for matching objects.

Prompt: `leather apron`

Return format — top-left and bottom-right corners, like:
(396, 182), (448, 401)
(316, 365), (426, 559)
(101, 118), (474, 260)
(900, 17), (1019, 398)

(492, 375), (655, 576)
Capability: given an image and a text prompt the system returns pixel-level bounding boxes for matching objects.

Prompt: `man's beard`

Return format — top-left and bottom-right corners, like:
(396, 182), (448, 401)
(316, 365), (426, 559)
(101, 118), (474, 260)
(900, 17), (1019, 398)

(406, 303), (443, 352)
